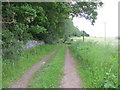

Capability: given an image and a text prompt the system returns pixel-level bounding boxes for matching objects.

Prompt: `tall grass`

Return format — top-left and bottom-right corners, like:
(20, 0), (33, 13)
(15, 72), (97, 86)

(69, 41), (118, 88)
(28, 45), (66, 88)
(2, 44), (58, 88)
(0, 57), (2, 89)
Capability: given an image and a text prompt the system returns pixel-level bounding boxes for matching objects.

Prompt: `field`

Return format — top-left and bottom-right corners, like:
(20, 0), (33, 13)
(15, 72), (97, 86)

(69, 40), (118, 88)
(70, 37), (119, 46)
(2, 44), (58, 88)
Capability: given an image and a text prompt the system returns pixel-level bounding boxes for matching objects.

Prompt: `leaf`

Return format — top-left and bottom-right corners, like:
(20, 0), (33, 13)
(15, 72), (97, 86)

(111, 58), (117, 61)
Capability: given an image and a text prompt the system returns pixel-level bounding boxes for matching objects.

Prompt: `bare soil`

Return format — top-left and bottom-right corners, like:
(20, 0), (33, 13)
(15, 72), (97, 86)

(61, 48), (82, 88)
(9, 46), (61, 88)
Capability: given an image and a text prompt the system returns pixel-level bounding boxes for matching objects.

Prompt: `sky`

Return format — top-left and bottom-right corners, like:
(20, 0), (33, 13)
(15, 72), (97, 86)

(73, 0), (119, 38)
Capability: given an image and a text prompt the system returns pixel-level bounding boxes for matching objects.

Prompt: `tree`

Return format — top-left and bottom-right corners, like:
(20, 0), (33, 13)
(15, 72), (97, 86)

(2, 1), (103, 60)
(70, 1), (103, 25)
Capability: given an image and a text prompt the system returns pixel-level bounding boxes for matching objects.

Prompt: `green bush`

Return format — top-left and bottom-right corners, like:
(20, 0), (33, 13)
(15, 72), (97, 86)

(2, 28), (23, 61)
(2, 23), (32, 61)
(2, 39), (23, 61)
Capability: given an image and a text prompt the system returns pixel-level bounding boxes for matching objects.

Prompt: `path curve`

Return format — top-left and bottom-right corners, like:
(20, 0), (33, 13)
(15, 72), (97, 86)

(61, 48), (82, 88)
(10, 45), (61, 88)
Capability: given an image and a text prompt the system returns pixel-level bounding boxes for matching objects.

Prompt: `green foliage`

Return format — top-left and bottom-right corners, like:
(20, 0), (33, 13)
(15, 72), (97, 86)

(71, 2), (103, 25)
(2, 39), (22, 61)
(63, 19), (81, 37)
(0, 58), (2, 89)
(13, 23), (31, 41)
(2, 23), (31, 60)
(30, 25), (46, 33)
(28, 45), (66, 88)
(43, 33), (60, 44)
(57, 19), (81, 43)
(29, 25), (46, 40)
(69, 41), (118, 88)
(2, 1), (103, 71)
(2, 28), (22, 60)
(12, 4), (37, 23)
(2, 2), (103, 44)
(2, 44), (58, 88)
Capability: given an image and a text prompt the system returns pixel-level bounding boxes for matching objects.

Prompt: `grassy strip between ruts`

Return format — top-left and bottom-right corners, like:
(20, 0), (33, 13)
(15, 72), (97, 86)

(2, 44), (58, 88)
(28, 45), (66, 88)
(69, 41), (118, 88)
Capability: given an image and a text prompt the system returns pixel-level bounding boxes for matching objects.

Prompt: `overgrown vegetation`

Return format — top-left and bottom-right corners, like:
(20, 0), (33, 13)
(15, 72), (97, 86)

(28, 45), (66, 88)
(0, 58), (2, 89)
(2, 44), (58, 88)
(69, 41), (118, 88)
(2, 2), (103, 60)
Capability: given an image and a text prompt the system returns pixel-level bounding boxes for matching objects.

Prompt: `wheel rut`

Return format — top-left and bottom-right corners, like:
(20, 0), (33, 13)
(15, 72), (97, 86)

(61, 48), (82, 88)
(9, 46), (61, 88)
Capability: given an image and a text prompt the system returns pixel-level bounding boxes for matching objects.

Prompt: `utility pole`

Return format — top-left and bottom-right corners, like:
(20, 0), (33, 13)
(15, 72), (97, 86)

(103, 22), (107, 45)
(101, 22), (107, 45)
(83, 31), (85, 42)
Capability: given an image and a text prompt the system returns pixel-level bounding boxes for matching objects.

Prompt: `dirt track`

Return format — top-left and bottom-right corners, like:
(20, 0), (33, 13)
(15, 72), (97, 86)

(61, 48), (82, 88)
(9, 46), (61, 88)
(9, 46), (82, 88)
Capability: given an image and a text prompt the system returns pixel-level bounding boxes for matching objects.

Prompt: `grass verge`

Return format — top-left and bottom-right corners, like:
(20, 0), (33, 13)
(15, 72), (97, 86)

(28, 45), (66, 88)
(2, 44), (58, 88)
(69, 41), (118, 88)
(0, 57), (2, 89)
